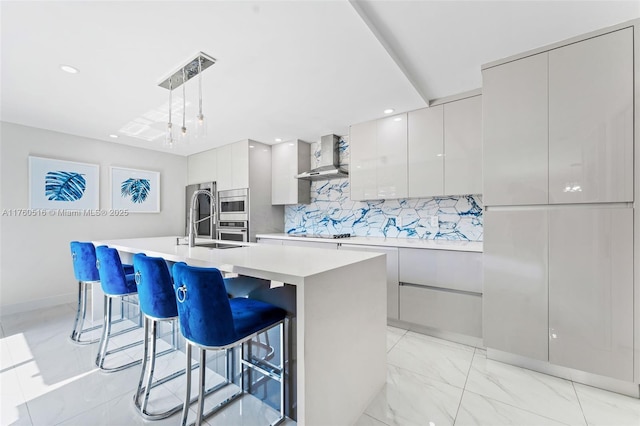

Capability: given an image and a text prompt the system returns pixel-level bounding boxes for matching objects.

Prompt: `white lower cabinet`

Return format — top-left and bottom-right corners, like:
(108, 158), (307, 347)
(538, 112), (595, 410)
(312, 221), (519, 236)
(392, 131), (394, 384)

(399, 285), (482, 338)
(281, 240), (338, 250)
(398, 248), (483, 337)
(339, 244), (399, 320)
(483, 209), (549, 361)
(548, 207), (633, 381)
(483, 206), (634, 381)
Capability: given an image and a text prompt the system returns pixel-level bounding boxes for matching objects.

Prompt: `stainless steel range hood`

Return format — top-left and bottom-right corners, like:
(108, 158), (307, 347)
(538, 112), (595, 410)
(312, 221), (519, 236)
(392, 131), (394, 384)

(295, 134), (348, 181)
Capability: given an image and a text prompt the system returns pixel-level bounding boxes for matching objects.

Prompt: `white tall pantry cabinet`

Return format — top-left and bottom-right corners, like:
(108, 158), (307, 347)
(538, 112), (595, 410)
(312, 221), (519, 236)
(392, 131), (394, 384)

(482, 21), (638, 390)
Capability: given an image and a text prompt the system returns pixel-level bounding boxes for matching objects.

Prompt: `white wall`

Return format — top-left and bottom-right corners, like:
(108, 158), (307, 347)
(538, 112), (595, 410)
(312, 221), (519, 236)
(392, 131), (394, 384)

(0, 122), (188, 314)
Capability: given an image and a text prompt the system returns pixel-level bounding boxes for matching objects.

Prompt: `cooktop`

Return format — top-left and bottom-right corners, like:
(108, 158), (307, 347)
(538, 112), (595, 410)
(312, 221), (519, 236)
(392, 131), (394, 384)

(297, 233), (351, 239)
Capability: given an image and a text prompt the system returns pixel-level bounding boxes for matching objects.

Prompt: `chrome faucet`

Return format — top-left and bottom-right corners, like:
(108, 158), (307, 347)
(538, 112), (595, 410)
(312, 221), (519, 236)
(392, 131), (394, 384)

(188, 189), (215, 247)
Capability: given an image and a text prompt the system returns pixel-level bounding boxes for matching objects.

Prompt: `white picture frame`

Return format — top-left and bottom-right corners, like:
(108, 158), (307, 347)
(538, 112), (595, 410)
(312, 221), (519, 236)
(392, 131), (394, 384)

(110, 166), (160, 213)
(28, 156), (99, 210)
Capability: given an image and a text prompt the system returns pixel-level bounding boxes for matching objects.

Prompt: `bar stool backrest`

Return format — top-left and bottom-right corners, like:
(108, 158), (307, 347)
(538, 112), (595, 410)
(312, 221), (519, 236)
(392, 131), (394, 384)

(70, 241), (100, 282)
(96, 246), (137, 296)
(133, 253), (178, 319)
(172, 262), (237, 347)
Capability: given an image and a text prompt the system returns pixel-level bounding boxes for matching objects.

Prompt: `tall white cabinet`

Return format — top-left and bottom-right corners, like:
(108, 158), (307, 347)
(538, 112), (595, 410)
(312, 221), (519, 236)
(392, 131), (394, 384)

(482, 22), (636, 387)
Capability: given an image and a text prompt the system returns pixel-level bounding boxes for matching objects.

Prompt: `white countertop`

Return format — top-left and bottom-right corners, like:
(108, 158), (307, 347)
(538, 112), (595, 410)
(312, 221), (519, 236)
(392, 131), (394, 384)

(255, 233), (483, 252)
(93, 236), (384, 285)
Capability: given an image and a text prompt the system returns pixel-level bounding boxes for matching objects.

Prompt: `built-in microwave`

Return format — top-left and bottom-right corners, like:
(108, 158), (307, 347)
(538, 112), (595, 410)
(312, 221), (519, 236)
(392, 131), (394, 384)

(218, 188), (248, 221)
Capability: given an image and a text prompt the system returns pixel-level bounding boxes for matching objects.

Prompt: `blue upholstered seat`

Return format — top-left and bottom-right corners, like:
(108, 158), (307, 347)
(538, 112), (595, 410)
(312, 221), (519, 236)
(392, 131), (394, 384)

(172, 262), (287, 426)
(132, 253), (182, 420)
(69, 241), (134, 345)
(94, 246), (143, 372)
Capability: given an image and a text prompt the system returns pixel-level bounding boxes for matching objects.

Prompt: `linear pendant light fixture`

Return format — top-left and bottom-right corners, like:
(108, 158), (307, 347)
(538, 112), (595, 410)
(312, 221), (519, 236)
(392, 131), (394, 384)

(159, 52), (216, 147)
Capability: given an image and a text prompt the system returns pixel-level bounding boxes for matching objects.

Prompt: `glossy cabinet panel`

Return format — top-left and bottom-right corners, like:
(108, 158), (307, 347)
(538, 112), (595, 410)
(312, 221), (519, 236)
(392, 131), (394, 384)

(549, 28), (633, 204)
(408, 106), (444, 197)
(349, 121), (378, 201)
(548, 207), (633, 381)
(398, 247), (482, 293)
(482, 53), (548, 206)
(340, 244), (399, 320)
(377, 113), (408, 199)
(232, 140), (249, 189)
(399, 285), (482, 338)
(483, 209), (549, 361)
(272, 140), (310, 205)
(444, 96), (482, 196)
(216, 143), (233, 191)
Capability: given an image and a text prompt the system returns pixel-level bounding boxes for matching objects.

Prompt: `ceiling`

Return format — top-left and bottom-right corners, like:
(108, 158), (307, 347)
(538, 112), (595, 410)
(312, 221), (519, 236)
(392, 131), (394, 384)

(1, 1), (638, 157)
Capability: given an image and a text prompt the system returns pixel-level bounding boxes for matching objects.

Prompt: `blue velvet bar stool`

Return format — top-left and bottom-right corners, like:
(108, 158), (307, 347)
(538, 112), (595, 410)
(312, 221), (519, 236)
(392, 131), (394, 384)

(172, 262), (287, 426)
(95, 245), (143, 372)
(69, 241), (134, 344)
(132, 253), (183, 420)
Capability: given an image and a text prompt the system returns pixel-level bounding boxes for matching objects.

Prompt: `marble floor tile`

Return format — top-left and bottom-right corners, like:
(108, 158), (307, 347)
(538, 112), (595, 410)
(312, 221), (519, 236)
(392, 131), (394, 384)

(387, 331), (474, 388)
(355, 413), (389, 426)
(386, 326), (406, 352)
(0, 357), (32, 426)
(465, 351), (586, 425)
(455, 390), (569, 426)
(364, 365), (463, 426)
(574, 383), (640, 426)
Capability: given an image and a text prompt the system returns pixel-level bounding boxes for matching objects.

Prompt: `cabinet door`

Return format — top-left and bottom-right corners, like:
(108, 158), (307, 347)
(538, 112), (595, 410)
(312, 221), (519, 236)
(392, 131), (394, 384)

(377, 113), (408, 199)
(340, 244), (399, 320)
(349, 121), (377, 201)
(216, 144), (233, 191)
(407, 106), (443, 197)
(549, 207), (633, 381)
(482, 53), (548, 206)
(399, 248), (482, 294)
(549, 28), (633, 204)
(407, 105), (444, 198)
(272, 142), (296, 205)
(188, 149), (217, 185)
(444, 96), (482, 196)
(232, 141), (249, 189)
(483, 209), (549, 361)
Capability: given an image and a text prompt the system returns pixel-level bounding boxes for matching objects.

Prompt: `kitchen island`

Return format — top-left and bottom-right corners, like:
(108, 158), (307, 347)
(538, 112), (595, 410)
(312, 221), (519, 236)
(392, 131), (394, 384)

(93, 236), (387, 426)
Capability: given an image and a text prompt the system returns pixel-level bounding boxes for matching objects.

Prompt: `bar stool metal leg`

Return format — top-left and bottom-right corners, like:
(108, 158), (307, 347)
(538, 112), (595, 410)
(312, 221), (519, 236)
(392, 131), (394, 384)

(70, 280), (102, 344)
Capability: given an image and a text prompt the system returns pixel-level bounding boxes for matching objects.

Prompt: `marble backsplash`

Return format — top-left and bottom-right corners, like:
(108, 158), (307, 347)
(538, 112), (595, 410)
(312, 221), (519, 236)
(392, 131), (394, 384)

(284, 137), (483, 241)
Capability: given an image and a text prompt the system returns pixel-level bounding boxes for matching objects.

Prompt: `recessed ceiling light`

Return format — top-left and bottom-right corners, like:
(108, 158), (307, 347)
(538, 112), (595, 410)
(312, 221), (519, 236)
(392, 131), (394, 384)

(109, 134), (119, 138)
(275, 138), (283, 142)
(60, 64), (79, 74)
(288, 143), (295, 146)
(383, 108), (394, 114)
(393, 117), (402, 122)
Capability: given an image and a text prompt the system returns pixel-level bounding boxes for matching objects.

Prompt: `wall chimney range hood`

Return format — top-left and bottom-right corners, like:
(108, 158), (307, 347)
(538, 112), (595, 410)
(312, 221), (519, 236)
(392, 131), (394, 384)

(295, 134), (348, 181)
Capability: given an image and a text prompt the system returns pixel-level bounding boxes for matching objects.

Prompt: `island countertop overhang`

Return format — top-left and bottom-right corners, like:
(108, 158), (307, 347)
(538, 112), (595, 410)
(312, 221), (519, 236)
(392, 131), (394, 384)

(93, 236), (385, 286)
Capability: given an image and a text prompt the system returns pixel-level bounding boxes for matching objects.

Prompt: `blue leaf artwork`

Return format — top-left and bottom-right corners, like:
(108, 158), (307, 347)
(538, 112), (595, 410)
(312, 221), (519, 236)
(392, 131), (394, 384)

(120, 178), (150, 203)
(45, 171), (86, 202)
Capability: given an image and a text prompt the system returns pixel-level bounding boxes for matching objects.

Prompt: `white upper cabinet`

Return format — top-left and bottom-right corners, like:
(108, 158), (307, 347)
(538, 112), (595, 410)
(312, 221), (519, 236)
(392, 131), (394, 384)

(271, 140), (310, 205)
(215, 143), (234, 191)
(377, 113), (408, 199)
(187, 148), (217, 185)
(444, 95), (482, 195)
(216, 141), (250, 191)
(349, 120), (378, 201)
(482, 53), (549, 206)
(548, 28), (633, 204)
(350, 114), (407, 201)
(408, 106), (444, 197)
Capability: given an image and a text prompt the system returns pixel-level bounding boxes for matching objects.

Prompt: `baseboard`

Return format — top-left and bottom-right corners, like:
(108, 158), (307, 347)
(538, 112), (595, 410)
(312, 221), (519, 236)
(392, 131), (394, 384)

(487, 348), (640, 398)
(387, 318), (484, 349)
(0, 292), (75, 316)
